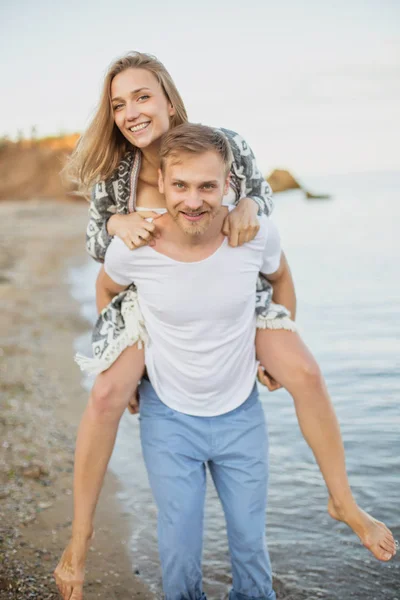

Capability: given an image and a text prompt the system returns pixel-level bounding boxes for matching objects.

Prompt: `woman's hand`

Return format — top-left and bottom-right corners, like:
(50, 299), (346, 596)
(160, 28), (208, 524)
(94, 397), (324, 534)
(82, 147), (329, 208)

(107, 211), (162, 250)
(222, 197), (260, 247)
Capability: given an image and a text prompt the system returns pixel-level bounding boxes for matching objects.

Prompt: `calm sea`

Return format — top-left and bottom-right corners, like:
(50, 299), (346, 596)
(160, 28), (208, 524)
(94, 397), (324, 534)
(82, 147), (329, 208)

(70, 171), (400, 599)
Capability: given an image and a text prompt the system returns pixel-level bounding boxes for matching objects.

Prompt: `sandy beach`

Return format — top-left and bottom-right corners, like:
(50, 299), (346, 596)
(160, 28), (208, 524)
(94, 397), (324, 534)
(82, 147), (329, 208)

(0, 199), (339, 600)
(0, 200), (152, 600)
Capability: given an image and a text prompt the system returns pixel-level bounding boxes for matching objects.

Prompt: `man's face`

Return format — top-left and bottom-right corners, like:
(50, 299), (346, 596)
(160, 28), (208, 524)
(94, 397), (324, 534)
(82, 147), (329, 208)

(158, 150), (230, 236)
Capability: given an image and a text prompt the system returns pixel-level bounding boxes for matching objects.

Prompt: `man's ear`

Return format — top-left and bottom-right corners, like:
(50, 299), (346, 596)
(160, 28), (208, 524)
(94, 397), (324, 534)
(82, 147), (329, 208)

(224, 173), (231, 196)
(158, 168), (165, 194)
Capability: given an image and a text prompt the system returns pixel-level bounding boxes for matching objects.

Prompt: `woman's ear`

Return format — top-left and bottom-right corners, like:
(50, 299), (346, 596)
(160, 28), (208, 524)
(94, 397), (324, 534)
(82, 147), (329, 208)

(169, 103), (176, 117)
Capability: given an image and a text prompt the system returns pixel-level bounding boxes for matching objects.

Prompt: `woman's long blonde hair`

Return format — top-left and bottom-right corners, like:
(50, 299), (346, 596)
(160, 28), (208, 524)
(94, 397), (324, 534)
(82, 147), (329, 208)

(66, 52), (188, 195)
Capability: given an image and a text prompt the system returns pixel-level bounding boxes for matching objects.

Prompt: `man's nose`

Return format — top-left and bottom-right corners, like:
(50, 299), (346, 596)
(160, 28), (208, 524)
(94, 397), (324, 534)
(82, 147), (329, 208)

(184, 191), (203, 210)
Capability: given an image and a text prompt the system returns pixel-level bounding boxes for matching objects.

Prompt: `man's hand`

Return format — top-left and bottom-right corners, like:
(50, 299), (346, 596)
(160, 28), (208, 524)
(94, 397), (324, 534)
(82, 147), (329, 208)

(222, 197), (260, 247)
(257, 365), (282, 392)
(127, 387), (140, 414)
(107, 212), (162, 250)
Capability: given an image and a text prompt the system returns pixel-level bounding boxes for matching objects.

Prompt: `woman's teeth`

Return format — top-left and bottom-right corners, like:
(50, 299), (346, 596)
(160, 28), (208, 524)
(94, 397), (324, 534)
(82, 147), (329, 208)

(129, 122), (150, 133)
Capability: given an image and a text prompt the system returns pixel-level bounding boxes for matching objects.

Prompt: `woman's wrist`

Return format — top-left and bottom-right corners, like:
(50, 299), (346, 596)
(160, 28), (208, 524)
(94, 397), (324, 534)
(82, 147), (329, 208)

(238, 196), (259, 214)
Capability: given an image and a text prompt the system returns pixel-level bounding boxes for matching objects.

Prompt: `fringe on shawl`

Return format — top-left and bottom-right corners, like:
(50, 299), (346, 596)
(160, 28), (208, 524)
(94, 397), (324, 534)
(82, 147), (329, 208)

(75, 289), (148, 376)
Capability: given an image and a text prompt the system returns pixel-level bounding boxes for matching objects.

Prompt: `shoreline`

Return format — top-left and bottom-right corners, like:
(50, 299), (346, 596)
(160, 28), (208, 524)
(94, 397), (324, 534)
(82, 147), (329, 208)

(0, 200), (152, 599)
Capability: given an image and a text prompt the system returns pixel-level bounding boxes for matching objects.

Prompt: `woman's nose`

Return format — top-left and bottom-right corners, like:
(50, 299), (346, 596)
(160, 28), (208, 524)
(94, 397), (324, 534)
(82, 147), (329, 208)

(125, 102), (140, 121)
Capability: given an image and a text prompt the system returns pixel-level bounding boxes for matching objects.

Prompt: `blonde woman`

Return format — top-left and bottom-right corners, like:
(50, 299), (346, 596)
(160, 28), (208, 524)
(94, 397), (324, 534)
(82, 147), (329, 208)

(54, 52), (396, 600)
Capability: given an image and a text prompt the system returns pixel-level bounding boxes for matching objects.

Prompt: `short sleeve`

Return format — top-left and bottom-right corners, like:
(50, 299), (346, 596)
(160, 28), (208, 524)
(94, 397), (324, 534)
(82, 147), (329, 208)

(260, 217), (281, 275)
(104, 237), (134, 286)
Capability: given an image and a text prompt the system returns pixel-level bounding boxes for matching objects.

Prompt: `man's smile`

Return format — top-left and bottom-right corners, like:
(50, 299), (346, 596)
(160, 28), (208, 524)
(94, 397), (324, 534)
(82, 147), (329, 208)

(179, 210), (209, 222)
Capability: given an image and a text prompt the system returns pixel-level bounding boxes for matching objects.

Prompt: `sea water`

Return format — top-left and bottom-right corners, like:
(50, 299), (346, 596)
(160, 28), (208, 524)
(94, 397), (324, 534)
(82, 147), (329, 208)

(69, 171), (400, 599)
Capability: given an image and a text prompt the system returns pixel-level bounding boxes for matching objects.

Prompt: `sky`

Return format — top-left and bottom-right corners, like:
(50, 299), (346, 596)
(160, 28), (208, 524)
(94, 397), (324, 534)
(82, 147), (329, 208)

(1, 0), (399, 176)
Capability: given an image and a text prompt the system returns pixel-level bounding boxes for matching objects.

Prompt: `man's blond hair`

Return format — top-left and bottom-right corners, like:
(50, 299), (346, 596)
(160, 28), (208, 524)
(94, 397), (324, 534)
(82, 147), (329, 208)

(160, 124), (233, 176)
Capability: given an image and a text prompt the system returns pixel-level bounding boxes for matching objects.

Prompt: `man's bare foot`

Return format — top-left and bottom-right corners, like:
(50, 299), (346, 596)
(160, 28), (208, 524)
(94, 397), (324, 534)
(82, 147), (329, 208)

(328, 496), (397, 561)
(54, 531), (93, 599)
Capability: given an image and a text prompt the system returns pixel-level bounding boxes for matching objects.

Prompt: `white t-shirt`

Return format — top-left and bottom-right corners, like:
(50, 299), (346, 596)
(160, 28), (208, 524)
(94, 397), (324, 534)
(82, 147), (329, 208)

(104, 215), (281, 417)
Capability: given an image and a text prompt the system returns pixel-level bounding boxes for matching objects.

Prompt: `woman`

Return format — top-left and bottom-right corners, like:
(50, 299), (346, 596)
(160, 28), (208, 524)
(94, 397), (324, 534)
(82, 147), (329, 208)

(54, 52), (396, 600)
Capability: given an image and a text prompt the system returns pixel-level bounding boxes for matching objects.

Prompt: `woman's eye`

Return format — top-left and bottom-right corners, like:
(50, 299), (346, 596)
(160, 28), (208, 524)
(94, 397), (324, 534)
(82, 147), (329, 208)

(138, 95), (150, 101)
(113, 104), (123, 111)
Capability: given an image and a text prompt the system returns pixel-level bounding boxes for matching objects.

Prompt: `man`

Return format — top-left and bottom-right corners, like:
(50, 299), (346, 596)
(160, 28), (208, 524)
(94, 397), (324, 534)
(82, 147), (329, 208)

(101, 123), (293, 600)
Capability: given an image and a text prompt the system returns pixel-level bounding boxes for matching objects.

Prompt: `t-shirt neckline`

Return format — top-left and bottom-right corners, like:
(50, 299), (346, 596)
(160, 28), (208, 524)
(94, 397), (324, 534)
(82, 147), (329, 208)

(148, 235), (228, 265)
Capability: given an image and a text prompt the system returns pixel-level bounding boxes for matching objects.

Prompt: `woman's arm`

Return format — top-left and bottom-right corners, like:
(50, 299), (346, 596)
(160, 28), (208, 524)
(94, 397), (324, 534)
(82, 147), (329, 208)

(223, 128), (273, 217)
(87, 180), (162, 262)
(86, 180), (118, 263)
(220, 128), (274, 246)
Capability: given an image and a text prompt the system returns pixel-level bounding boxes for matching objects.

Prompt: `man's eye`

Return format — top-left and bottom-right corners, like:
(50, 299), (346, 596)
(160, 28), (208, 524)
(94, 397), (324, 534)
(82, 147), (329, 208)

(202, 184), (215, 190)
(174, 182), (185, 189)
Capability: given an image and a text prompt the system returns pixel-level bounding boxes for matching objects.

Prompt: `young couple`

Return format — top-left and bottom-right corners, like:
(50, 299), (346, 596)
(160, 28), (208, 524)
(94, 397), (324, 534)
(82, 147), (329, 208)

(54, 52), (396, 600)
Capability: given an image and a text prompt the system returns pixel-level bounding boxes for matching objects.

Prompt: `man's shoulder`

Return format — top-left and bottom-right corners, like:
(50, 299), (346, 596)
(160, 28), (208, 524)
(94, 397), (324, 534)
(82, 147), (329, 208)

(255, 214), (269, 242)
(107, 235), (130, 257)
(244, 215), (278, 252)
(106, 236), (150, 265)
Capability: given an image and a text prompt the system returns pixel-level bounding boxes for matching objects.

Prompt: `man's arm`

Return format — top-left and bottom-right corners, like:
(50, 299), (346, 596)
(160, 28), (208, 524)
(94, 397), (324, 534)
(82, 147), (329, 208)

(95, 266), (128, 313)
(261, 251), (296, 319)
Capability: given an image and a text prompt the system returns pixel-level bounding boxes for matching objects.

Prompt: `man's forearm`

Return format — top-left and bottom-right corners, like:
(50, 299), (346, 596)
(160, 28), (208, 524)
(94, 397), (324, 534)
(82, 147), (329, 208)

(95, 266), (128, 314)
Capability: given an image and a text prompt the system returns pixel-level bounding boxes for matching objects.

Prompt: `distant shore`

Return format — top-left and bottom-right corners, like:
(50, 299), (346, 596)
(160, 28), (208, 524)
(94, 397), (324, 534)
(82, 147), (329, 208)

(0, 200), (152, 600)
(0, 134), (329, 203)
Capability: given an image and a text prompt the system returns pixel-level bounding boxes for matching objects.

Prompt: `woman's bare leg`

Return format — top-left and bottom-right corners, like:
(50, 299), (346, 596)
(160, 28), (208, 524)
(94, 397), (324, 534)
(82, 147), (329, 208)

(54, 344), (145, 600)
(256, 329), (396, 561)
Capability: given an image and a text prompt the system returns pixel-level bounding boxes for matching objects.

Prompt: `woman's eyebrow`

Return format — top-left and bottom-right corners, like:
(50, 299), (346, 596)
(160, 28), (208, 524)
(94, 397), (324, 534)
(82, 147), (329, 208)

(111, 87), (152, 102)
(131, 87), (152, 96)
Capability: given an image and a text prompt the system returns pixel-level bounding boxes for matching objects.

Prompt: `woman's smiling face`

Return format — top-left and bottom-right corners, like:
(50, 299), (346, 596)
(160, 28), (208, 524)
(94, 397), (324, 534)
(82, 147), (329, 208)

(111, 68), (176, 149)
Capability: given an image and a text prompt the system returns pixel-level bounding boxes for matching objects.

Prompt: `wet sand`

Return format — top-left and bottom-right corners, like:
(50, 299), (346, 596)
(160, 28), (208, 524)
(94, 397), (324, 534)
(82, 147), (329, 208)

(0, 200), (152, 599)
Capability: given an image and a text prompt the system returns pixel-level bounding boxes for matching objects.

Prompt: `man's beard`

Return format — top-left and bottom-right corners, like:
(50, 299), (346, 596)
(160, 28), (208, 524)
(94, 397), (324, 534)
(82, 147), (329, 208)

(172, 204), (221, 236)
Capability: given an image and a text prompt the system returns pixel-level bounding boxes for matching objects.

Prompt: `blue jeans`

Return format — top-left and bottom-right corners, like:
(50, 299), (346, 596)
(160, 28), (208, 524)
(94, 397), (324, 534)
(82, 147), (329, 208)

(139, 378), (276, 600)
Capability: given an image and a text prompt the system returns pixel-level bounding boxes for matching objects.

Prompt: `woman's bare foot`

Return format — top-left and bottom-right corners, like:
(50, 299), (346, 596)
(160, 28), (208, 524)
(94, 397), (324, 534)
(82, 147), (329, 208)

(328, 496), (397, 561)
(54, 531), (93, 600)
